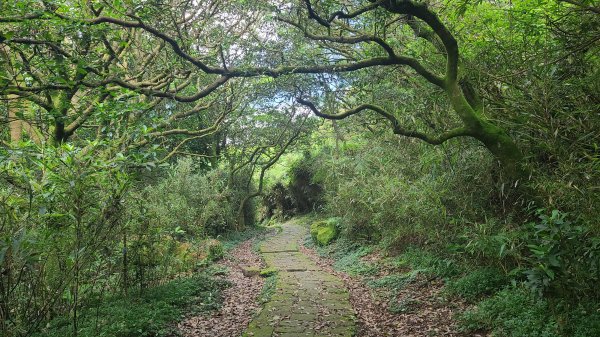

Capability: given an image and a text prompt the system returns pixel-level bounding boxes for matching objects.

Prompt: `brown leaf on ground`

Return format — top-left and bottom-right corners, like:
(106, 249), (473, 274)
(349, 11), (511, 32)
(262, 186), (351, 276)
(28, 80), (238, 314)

(178, 240), (265, 337)
(300, 244), (470, 337)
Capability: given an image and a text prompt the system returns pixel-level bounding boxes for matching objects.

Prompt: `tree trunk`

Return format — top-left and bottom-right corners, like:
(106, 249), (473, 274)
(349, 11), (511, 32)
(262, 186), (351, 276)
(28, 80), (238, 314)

(237, 191), (262, 230)
(446, 83), (527, 183)
(8, 94), (22, 142)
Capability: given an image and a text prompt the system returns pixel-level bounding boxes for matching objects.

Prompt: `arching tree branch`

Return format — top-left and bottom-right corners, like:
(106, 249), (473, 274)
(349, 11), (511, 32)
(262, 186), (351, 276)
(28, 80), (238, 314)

(297, 98), (472, 145)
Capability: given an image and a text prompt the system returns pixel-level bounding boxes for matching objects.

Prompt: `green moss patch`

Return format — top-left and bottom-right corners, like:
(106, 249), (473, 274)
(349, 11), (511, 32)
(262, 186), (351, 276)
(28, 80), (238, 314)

(259, 267), (278, 277)
(310, 218), (340, 246)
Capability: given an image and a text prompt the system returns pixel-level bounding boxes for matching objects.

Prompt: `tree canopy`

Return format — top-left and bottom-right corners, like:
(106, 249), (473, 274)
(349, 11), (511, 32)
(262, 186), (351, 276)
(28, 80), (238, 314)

(1, 0), (599, 336)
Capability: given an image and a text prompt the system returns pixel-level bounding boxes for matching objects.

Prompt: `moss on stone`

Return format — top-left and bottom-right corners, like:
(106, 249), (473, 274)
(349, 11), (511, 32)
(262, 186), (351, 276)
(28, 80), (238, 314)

(310, 218), (339, 246)
(259, 267), (278, 277)
(242, 266), (260, 277)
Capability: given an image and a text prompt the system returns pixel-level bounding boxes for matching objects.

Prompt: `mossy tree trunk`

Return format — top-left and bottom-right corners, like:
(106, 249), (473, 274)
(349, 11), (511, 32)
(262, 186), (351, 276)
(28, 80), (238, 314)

(295, 0), (529, 187)
(446, 83), (527, 183)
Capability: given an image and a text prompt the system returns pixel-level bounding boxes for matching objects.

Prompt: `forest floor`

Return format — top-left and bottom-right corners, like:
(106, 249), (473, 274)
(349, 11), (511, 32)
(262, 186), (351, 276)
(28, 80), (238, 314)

(178, 239), (266, 337)
(301, 240), (468, 337)
(179, 219), (467, 337)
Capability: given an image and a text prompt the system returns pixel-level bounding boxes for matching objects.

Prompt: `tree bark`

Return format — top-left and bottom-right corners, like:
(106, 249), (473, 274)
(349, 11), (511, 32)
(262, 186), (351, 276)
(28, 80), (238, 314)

(446, 82), (527, 183)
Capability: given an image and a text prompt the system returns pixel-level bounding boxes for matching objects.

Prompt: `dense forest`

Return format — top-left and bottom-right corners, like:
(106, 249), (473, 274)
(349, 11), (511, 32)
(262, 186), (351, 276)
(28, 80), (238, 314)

(1, 0), (599, 336)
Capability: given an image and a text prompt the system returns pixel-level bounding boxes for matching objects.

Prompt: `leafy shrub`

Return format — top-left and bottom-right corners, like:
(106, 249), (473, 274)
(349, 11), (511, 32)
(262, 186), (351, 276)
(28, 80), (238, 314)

(449, 218), (525, 268)
(311, 136), (496, 247)
(393, 248), (462, 278)
(262, 182), (294, 220)
(565, 305), (600, 337)
(446, 267), (509, 302)
(459, 287), (560, 337)
(332, 246), (379, 276)
(287, 152), (323, 213)
(0, 142), (131, 334)
(134, 159), (248, 237)
(33, 274), (228, 337)
(524, 209), (600, 298)
(262, 152), (323, 219)
(207, 239), (224, 262)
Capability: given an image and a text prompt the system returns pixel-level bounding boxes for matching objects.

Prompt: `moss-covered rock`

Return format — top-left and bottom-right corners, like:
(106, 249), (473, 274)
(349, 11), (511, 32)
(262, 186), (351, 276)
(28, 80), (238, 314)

(259, 267), (277, 277)
(310, 218), (339, 246)
(242, 266), (261, 277)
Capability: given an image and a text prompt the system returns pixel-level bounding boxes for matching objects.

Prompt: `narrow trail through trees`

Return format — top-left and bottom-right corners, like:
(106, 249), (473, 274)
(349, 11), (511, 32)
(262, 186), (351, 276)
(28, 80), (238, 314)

(244, 221), (355, 337)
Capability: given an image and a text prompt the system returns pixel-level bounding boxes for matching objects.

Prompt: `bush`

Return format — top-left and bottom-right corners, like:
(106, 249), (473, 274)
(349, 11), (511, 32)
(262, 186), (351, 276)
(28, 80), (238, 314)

(449, 217), (525, 266)
(523, 209), (600, 298)
(446, 267), (509, 302)
(459, 287), (560, 337)
(134, 159), (249, 237)
(262, 152), (323, 220)
(207, 239), (224, 261)
(393, 248), (462, 278)
(33, 274), (228, 337)
(311, 135), (496, 246)
(287, 152), (323, 213)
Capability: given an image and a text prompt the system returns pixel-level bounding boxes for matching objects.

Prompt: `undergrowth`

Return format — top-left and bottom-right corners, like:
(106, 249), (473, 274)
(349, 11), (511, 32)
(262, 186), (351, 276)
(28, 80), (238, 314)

(33, 273), (228, 337)
(305, 236), (379, 276)
(301, 216), (600, 336)
(29, 225), (264, 337)
(259, 274), (278, 304)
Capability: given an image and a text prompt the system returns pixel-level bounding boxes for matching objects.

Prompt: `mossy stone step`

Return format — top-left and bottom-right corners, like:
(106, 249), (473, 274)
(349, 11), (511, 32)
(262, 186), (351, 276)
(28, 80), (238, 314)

(243, 221), (356, 337)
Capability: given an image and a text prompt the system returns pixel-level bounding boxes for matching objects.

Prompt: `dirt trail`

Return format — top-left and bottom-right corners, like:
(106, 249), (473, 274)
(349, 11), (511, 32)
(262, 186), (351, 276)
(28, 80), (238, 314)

(244, 221), (356, 337)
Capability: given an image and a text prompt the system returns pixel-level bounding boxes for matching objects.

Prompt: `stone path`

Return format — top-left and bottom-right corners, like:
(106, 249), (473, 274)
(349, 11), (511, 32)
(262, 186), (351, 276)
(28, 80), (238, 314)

(244, 221), (356, 337)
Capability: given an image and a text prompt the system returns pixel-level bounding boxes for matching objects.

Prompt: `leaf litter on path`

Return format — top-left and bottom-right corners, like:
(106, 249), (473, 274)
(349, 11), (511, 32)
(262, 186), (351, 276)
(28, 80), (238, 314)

(300, 244), (470, 337)
(178, 240), (266, 337)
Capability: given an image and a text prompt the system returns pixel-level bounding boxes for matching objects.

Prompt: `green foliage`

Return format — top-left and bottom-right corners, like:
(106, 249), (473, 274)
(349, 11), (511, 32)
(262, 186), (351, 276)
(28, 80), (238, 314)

(286, 152), (323, 213)
(259, 267), (277, 277)
(446, 267), (509, 302)
(133, 159), (248, 237)
(459, 287), (560, 337)
(3, 1), (599, 336)
(222, 225), (268, 253)
(207, 239), (225, 262)
(0, 149), (250, 336)
(305, 232), (374, 275)
(323, 241), (379, 276)
(310, 218), (340, 246)
(449, 218), (525, 268)
(311, 136), (495, 246)
(524, 209), (599, 297)
(0, 142), (131, 335)
(262, 152), (323, 220)
(393, 248), (462, 279)
(33, 274), (228, 337)
(259, 274), (278, 304)
(566, 305), (600, 337)
(367, 271), (421, 313)
(461, 285), (600, 337)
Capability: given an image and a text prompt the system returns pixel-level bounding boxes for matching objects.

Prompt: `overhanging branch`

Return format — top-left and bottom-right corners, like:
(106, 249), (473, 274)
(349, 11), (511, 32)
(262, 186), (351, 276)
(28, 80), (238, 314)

(297, 98), (472, 145)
